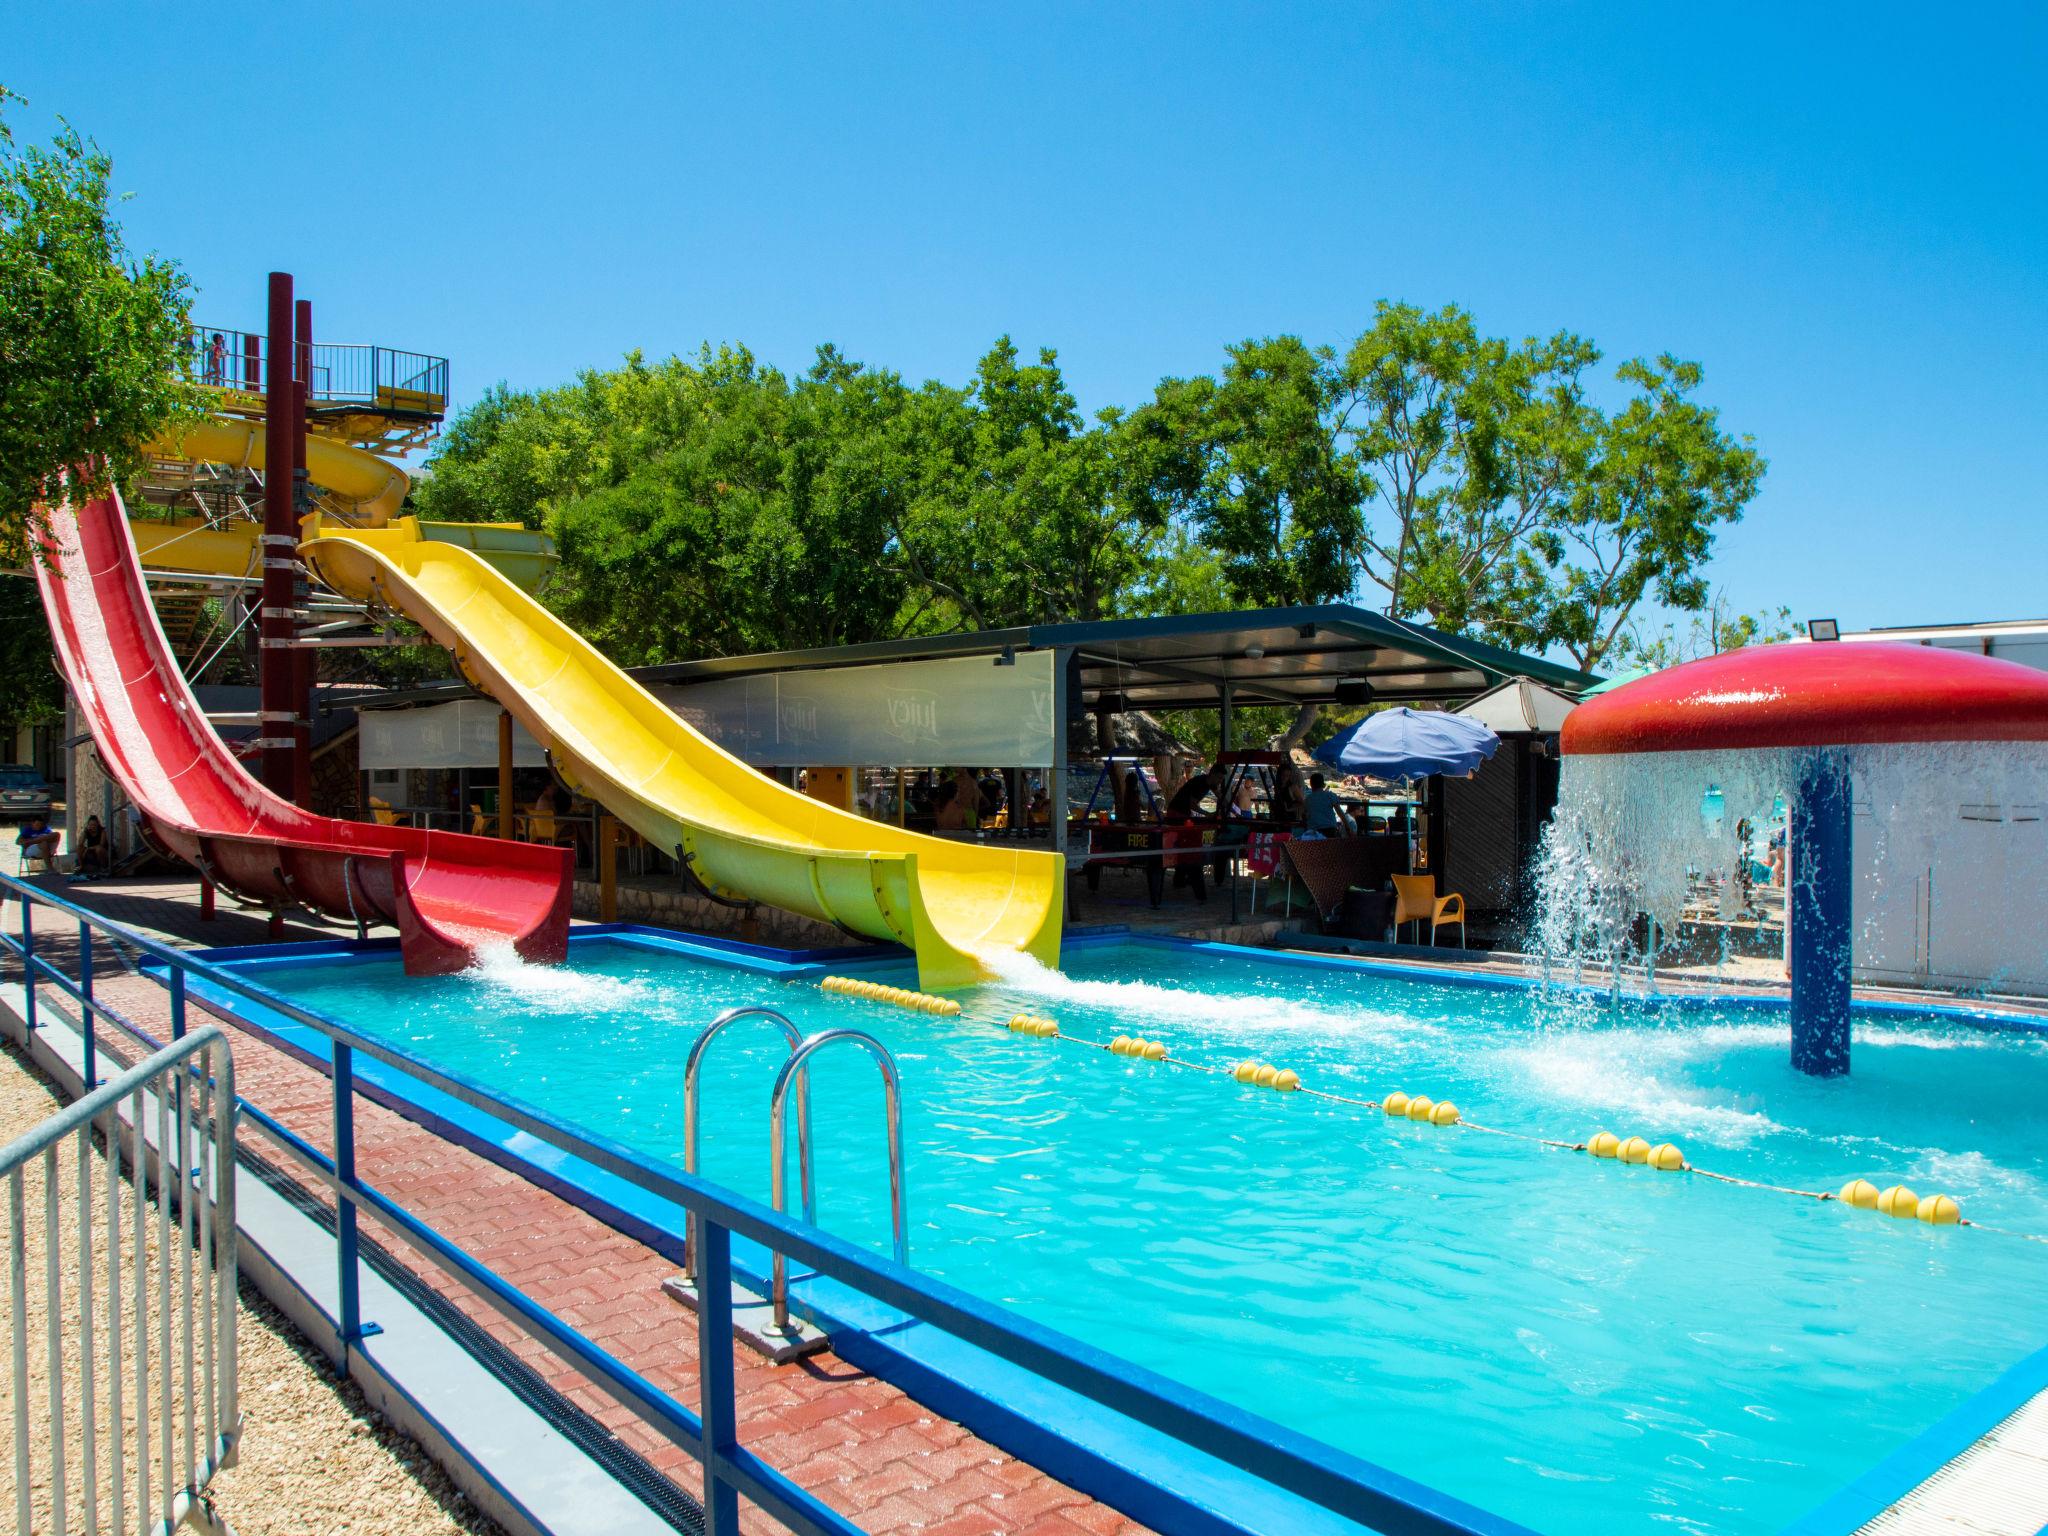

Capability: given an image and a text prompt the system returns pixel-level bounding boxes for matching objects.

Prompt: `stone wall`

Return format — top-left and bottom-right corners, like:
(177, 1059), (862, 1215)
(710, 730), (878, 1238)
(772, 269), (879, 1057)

(570, 880), (1286, 957)
(571, 878), (849, 950)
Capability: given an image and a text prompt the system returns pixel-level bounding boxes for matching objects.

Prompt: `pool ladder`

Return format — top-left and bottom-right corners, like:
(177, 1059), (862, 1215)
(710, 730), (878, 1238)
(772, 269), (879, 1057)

(682, 1006), (908, 1336)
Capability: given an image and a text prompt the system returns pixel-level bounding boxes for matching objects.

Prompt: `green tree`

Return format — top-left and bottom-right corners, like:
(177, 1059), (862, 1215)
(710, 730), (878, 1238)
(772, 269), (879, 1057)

(0, 577), (63, 729)
(1616, 594), (1803, 671)
(1521, 356), (1767, 669)
(1176, 337), (1363, 608)
(0, 90), (201, 562)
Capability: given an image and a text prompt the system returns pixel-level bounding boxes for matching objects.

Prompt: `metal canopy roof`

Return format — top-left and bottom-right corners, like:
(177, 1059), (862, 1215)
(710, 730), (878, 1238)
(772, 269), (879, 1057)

(339, 605), (1596, 714)
(631, 604), (1598, 709)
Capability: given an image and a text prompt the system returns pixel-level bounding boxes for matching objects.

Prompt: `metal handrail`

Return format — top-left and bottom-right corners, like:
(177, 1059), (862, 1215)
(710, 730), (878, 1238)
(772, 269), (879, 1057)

(0, 868), (1532, 1536)
(2, 1025), (237, 1535)
(768, 1030), (905, 1331)
(682, 1006), (811, 1286)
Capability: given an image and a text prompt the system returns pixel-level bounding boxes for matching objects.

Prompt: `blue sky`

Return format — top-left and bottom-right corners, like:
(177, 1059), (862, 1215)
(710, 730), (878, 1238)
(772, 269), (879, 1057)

(6, 3), (2044, 637)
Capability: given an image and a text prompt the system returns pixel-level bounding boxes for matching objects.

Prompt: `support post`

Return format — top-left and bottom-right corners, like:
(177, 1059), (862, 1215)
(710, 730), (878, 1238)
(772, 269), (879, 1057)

(1219, 680), (1234, 754)
(258, 273), (298, 798)
(695, 1218), (740, 1535)
(290, 297), (316, 809)
(1048, 648), (1070, 857)
(1789, 753), (1853, 1076)
(497, 711), (515, 839)
(599, 814), (618, 922)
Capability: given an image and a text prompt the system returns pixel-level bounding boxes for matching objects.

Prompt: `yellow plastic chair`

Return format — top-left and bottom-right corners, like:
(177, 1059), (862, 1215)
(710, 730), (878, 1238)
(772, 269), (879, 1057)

(1392, 874), (1466, 948)
(528, 800), (558, 844)
(368, 795), (403, 827)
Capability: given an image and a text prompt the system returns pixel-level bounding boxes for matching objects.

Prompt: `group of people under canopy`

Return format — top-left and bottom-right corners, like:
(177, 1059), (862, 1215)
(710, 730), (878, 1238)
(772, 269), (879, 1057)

(1113, 758), (1360, 838)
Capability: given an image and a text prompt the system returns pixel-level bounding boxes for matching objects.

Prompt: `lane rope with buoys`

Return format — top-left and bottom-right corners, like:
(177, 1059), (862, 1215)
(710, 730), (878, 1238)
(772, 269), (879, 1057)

(898, 989), (2041, 1246)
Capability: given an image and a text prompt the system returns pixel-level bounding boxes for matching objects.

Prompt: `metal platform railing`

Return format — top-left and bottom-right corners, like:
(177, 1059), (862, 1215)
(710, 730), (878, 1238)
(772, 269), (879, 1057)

(0, 869), (1532, 1536)
(183, 326), (447, 410)
(0, 1023), (238, 1535)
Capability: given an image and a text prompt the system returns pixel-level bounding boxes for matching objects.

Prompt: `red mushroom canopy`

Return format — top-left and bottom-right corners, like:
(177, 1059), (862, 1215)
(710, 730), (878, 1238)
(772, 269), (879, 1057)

(1563, 642), (2048, 756)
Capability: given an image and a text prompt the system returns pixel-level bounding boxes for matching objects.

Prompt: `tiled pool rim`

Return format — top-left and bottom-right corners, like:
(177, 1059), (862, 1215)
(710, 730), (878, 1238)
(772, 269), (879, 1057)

(176, 922), (2048, 1536)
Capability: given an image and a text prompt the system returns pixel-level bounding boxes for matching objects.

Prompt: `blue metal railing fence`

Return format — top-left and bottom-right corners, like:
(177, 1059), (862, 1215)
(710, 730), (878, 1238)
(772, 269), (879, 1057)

(0, 870), (1531, 1536)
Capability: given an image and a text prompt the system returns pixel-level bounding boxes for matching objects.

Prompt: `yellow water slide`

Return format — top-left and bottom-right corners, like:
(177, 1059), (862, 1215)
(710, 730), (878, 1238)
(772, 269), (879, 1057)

(133, 418), (557, 591)
(300, 521), (1065, 988)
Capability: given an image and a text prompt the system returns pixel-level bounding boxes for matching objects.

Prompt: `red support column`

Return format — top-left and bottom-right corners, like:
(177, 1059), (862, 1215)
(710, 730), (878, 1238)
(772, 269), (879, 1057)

(242, 334), (261, 391)
(291, 297), (316, 808)
(259, 273), (298, 798)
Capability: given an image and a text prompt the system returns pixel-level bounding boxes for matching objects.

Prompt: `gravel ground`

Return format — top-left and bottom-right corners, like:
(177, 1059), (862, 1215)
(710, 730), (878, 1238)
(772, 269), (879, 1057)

(0, 1038), (505, 1536)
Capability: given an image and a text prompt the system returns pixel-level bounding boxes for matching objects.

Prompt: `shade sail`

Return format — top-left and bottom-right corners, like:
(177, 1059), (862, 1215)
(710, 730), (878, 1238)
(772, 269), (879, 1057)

(1313, 707), (1500, 781)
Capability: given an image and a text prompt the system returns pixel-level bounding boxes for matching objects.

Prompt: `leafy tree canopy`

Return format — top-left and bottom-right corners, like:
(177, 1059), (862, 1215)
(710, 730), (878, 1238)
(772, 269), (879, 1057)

(0, 89), (201, 565)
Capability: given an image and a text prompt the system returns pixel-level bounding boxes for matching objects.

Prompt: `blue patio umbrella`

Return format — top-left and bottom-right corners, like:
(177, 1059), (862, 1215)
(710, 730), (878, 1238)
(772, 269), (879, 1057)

(1312, 707), (1500, 782)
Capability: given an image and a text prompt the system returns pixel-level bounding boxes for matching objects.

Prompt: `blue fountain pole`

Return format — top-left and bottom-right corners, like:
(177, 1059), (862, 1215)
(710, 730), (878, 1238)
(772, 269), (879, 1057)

(1788, 752), (1853, 1076)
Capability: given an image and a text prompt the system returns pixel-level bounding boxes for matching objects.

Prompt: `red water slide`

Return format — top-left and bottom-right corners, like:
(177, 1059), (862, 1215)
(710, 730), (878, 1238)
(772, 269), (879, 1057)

(34, 486), (571, 974)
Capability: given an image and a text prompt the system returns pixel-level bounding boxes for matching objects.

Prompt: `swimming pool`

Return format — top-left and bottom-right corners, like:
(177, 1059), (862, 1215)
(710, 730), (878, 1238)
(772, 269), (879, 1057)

(232, 932), (2048, 1536)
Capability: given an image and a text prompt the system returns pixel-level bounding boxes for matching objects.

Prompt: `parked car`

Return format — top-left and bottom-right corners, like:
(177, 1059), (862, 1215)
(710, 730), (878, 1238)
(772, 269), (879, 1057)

(0, 765), (55, 821)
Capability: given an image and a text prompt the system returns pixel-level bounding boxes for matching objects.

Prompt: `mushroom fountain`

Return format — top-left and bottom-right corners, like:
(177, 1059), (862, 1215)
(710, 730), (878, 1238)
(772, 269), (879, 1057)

(1550, 641), (2048, 1076)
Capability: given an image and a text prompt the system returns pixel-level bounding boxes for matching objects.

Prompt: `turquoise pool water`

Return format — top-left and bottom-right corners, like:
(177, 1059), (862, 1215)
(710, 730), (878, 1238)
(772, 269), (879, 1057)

(251, 936), (2048, 1536)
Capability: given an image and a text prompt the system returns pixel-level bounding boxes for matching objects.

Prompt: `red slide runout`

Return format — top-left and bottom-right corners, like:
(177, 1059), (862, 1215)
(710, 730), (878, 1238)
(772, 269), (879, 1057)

(34, 486), (571, 974)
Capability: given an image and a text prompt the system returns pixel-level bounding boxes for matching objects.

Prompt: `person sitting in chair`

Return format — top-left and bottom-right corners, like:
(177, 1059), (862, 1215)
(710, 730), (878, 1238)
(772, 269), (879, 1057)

(15, 816), (61, 870)
(1303, 774), (1355, 838)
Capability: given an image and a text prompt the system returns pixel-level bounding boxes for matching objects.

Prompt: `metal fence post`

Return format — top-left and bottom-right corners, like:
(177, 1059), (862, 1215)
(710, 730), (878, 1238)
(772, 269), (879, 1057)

(695, 1216), (740, 1536)
(19, 897), (33, 1032)
(79, 920), (96, 1089)
(331, 1041), (373, 1346)
(169, 966), (187, 1041)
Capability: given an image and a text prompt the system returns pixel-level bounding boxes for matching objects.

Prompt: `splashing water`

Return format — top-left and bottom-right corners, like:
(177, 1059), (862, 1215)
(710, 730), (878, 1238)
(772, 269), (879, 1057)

(981, 946), (1446, 1044)
(465, 940), (659, 1014)
(1529, 739), (2048, 1002)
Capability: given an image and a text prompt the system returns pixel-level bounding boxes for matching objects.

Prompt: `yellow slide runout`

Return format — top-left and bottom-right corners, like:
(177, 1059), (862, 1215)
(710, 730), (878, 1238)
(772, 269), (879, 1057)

(300, 521), (1065, 988)
(150, 417), (410, 523)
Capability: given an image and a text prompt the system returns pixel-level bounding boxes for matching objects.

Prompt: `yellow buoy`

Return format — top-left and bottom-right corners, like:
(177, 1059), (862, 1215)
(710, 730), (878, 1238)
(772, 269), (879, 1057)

(1917, 1194), (1961, 1225)
(1618, 1136), (1651, 1165)
(1111, 1035), (1133, 1056)
(1406, 1095), (1435, 1122)
(1272, 1069), (1301, 1092)
(1430, 1101), (1461, 1126)
(1382, 1092), (1411, 1117)
(1248, 1063), (1275, 1086)
(1040, 1019), (1059, 1037)
(1877, 1185), (1920, 1219)
(1235, 1061), (1264, 1084)
(1587, 1131), (1621, 1159)
(1142, 1040), (1168, 1062)
(1837, 1179), (1880, 1209)
(1646, 1142), (1684, 1172)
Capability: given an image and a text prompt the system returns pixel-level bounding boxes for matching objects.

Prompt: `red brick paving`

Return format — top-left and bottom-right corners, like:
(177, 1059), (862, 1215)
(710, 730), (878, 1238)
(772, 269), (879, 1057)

(22, 873), (1151, 1536)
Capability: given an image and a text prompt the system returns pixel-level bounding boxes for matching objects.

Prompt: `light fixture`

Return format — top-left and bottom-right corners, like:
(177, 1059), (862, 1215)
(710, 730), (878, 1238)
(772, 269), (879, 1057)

(1808, 618), (1840, 643)
(1335, 677), (1374, 706)
(1244, 644), (1265, 660)
(993, 646), (1016, 666)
